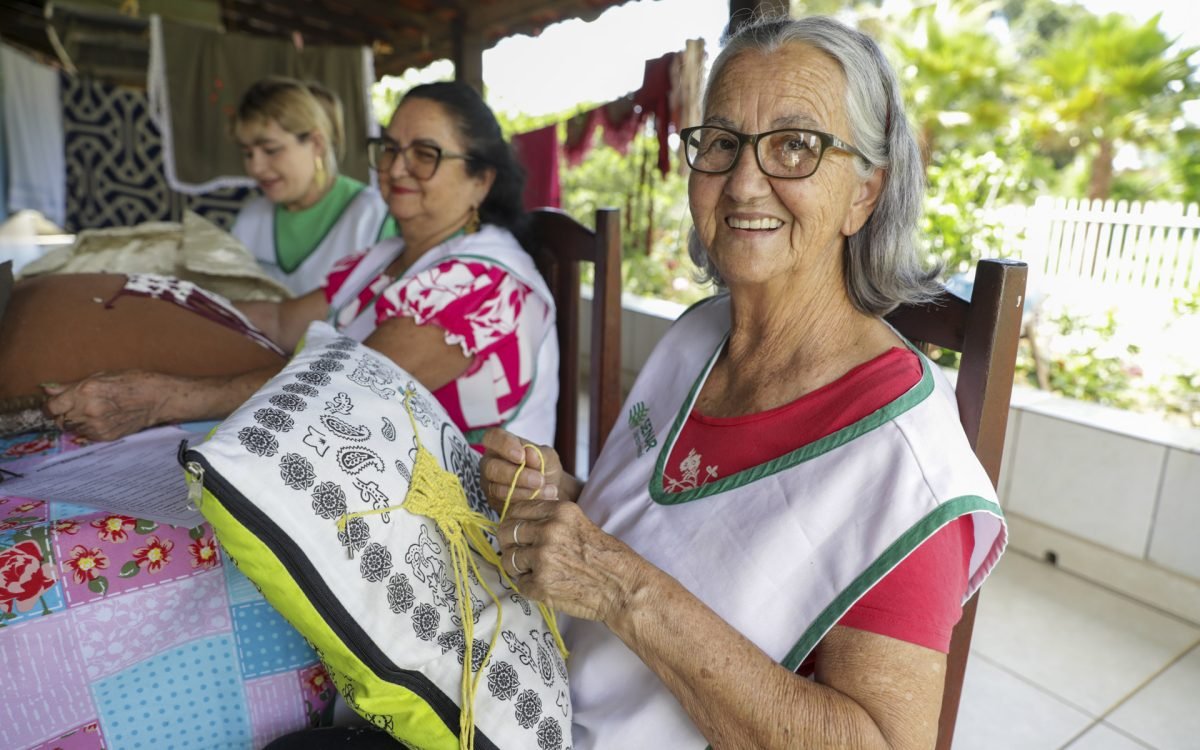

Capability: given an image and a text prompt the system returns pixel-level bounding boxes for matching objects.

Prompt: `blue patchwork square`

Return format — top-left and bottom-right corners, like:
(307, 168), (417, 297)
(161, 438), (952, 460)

(231, 599), (317, 678)
(51, 501), (102, 520)
(92, 634), (252, 749)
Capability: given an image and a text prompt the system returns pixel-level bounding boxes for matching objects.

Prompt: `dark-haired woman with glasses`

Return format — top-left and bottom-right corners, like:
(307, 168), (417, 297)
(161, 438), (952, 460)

(45, 82), (558, 448)
(230, 77), (398, 295)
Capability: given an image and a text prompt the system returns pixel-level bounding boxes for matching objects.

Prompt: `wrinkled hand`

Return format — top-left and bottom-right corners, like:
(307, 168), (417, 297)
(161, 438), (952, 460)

(479, 428), (565, 511)
(42, 370), (170, 441)
(497, 498), (646, 623)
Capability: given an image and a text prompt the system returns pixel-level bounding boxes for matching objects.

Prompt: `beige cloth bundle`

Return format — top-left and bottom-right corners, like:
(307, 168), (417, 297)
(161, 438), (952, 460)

(18, 211), (291, 302)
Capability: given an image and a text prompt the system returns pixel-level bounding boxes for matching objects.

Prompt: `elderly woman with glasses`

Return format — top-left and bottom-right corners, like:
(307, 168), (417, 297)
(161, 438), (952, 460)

(479, 16), (1006, 749)
(44, 82), (558, 447)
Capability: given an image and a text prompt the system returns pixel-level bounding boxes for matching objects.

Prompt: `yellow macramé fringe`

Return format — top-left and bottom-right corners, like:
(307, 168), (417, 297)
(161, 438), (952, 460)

(335, 392), (566, 750)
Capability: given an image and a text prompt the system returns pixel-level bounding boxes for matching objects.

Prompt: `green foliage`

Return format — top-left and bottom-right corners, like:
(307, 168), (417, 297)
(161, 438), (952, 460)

(1015, 290), (1200, 426)
(887, 0), (1014, 158)
(1172, 127), (1200, 207)
(1039, 308), (1138, 409)
(1018, 12), (1198, 199)
(553, 124), (709, 304)
(921, 144), (1043, 273)
(497, 104), (707, 303)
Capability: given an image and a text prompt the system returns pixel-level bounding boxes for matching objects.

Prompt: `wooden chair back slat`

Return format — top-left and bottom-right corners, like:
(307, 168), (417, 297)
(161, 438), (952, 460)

(527, 208), (622, 476)
(886, 257), (1027, 749)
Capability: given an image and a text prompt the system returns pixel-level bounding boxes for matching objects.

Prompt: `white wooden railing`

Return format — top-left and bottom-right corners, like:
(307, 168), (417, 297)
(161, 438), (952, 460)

(991, 197), (1200, 292)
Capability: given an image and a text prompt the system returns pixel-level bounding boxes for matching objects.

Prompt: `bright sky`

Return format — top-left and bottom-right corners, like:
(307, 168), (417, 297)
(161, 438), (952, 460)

(480, 0), (1198, 117)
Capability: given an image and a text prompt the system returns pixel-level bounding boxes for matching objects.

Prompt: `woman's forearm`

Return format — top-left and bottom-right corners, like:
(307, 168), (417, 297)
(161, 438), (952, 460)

(154, 366), (283, 424)
(605, 564), (916, 750)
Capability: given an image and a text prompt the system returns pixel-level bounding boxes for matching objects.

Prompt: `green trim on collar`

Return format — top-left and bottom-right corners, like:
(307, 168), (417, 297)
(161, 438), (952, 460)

(781, 495), (1004, 670)
(648, 337), (936, 506)
(273, 175), (366, 273)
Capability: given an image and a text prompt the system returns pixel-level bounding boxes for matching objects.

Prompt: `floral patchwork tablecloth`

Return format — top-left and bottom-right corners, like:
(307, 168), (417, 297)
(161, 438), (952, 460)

(0, 430), (333, 750)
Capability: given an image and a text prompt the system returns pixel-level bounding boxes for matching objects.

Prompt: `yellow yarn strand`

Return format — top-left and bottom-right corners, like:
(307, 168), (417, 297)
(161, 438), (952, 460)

(334, 392), (568, 748)
(497, 446), (569, 660)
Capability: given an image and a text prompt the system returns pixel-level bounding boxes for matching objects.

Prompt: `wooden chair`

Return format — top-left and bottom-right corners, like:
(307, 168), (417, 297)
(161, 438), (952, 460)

(0, 261), (11, 322)
(885, 257), (1028, 749)
(526, 208), (623, 477)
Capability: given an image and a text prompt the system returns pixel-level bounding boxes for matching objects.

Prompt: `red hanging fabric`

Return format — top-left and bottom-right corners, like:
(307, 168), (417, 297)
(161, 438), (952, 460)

(512, 125), (562, 209)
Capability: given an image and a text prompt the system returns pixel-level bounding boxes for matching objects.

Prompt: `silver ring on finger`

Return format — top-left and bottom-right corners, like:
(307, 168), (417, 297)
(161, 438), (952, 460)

(511, 549), (529, 576)
(512, 520), (524, 546)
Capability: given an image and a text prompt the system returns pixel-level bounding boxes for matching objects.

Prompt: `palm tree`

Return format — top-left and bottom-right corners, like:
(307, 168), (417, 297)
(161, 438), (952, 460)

(883, 0), (1015, 164)
(1021, 12), (1198, 200)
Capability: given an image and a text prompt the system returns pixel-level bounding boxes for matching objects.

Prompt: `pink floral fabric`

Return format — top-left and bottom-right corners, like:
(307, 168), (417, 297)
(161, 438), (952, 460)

(0, 430), (332, 749)
(324, 253), (547, 439)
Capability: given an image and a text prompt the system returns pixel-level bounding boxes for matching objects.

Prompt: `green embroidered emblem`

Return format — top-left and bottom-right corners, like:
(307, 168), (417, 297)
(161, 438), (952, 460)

(628, 401), (657, 456)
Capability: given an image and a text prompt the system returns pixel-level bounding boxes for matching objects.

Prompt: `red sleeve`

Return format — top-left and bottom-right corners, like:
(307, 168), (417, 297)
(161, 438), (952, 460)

(375, 259), (533, 357)
(321, 249), (370, 303)
(836, 515), (974, 653)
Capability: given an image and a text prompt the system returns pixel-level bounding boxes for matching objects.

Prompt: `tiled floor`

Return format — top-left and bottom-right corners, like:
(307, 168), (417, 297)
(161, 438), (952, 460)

(954, 551), (1200, 749)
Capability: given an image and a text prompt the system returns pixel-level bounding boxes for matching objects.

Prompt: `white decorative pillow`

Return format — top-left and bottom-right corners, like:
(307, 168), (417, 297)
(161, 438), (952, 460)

(183, 321), (571, 750)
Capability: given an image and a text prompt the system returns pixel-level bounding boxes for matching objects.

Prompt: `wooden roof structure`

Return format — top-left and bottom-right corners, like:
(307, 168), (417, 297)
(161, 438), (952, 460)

(0, 0), (653, 87)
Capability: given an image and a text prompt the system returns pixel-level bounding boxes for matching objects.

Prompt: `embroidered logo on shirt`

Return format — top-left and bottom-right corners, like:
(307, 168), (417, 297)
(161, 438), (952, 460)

(628, 402), (657, 456)
(663, 447), (719, 492)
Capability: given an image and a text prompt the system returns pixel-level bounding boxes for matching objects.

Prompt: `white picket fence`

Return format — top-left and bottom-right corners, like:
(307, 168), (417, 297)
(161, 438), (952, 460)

(992, 197), (1200, 292)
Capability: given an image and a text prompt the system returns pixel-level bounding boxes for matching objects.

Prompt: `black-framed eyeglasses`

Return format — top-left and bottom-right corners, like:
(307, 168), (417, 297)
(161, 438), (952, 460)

(679, 125), (868, 179)
(366, 136), (471, 180)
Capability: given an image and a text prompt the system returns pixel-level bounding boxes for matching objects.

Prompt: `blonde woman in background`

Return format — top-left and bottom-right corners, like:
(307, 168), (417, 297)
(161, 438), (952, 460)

(231, 77), (396, 294)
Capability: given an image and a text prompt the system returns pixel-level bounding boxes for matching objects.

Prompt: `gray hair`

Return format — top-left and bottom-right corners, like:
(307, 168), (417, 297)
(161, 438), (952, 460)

(688, 16), (941, 316)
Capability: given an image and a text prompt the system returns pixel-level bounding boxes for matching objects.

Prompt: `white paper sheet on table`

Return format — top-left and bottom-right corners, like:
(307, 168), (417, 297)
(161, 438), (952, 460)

(0, 425), (203, 526)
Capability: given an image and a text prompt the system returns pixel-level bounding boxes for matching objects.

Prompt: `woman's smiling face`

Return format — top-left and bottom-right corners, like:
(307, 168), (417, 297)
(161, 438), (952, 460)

(378, 97), (492, 237)
(688, 43), (876, 289)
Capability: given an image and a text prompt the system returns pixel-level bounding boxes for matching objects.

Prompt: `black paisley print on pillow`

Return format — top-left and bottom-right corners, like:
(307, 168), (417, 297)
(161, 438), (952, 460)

(514, 689), (542, 730)
(411, 603), (440, 641)
(310, 358), (344, 373)
(321, 415), (371, 441)
(359, 543), (392, 582)
(386, 572), (415, 613)
(318, 350), (351, 361)
(269, 393), (308, 412)
(536, 717), (563, 750)
(310, 481), (347, 520)
(295, 371), (332, 387)
(279, 452), (317, 490)
(336, 516), (371, 551)
(337, 446), (385, 475)
(442, 426), (490, 518)
(253, 407), (295, 433)
(282, 382), (320, 397)
(487, 660), (520, 701)
(238, 426), (279, 457)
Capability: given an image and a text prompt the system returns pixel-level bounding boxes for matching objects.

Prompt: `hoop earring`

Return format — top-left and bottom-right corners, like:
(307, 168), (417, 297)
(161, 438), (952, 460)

(466, 205), (480, 234)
